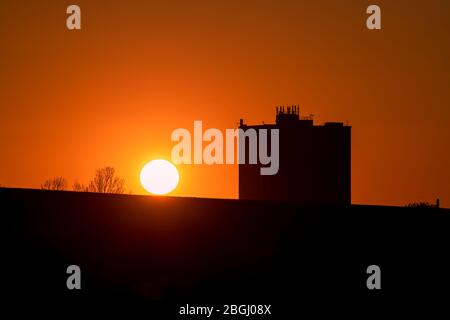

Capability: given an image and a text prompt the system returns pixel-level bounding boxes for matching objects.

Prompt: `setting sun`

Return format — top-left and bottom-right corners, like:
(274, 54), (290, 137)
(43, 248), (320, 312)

(140, 159), (179, 195)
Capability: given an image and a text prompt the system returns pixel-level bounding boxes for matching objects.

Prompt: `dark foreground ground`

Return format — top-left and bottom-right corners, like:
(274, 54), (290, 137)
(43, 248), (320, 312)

(2, 188), (450, 317)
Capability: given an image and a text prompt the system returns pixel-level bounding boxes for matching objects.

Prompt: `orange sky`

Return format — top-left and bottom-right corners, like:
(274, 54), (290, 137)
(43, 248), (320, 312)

(1, 0), (449, 206)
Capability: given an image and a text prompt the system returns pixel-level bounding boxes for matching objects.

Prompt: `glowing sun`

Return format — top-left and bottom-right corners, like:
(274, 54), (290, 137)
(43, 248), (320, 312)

(140, 159), (179, 195)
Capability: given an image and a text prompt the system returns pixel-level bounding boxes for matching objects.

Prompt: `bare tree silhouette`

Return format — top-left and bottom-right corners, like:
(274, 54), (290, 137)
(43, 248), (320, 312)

(405, 202), (437, 208)
(73, 167), (125, 194)
(72, 181), (89, 192)
(41, 177), (67, 191)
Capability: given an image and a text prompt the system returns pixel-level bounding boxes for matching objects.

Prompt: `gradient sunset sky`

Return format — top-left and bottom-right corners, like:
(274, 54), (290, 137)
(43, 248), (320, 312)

(1, 0), (449, 206)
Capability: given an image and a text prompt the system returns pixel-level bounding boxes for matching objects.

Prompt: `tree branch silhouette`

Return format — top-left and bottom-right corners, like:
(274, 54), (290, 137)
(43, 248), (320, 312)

(41, 177), (67, 191)
(73, 167), (125, 194)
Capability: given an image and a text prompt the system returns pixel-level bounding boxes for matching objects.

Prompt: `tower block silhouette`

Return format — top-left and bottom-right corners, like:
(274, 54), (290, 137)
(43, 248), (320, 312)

(239, 106), (351, 205)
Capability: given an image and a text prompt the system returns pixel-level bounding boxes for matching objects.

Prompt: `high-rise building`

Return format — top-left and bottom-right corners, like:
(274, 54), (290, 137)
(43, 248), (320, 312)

(239, 106), (351, 205)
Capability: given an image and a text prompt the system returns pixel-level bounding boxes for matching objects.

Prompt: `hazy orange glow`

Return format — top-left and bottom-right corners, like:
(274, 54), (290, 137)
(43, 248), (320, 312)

(0, 1), (449, 206)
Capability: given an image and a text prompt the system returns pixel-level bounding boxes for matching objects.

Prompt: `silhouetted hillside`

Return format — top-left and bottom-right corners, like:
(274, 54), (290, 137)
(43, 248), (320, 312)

(2, 188), (449, 316)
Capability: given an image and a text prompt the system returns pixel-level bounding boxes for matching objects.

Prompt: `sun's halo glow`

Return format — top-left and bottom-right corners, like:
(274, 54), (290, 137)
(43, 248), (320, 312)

(140, 159), (179, 195)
